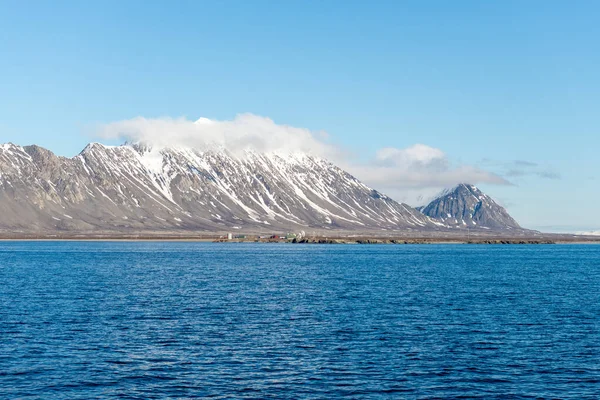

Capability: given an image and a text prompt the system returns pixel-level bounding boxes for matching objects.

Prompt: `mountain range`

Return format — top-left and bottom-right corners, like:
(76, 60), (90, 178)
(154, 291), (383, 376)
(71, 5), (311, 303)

(0, 142), (527, 236)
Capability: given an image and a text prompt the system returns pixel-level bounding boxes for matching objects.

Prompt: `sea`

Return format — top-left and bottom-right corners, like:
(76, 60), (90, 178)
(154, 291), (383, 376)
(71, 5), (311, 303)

(1, 242), (599, 399)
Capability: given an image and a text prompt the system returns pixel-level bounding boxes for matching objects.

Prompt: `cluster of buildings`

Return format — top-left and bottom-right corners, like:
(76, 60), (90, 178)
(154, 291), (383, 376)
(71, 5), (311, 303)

(223, 232), (301, 241)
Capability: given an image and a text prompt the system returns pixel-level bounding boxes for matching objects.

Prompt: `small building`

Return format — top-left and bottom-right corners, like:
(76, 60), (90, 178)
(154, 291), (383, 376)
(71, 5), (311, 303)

(227, 233), (233, 240)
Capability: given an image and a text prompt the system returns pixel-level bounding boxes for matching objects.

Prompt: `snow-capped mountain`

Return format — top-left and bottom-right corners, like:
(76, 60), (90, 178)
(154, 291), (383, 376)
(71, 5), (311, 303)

(418, 183), (521, 230)
(576, 231), (600, 236)
(0, 142), (447, 234)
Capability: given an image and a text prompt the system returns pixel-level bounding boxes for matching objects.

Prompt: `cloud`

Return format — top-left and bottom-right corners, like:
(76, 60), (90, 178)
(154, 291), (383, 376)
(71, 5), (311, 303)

(95, 114), (509, 205)
(347, 144), (506, 188)
(97, 113), (336, 158)
(375, 144), (447, 167)
(341, 144), (508, 204)
(513, 160), (538, 167)
(483, 159), (560, 180)
(537, 170), (561, 180)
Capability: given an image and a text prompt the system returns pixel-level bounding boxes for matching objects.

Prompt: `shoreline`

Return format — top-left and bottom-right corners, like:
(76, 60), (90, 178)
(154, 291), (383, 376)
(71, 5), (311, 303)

(0, 234), (599, 244)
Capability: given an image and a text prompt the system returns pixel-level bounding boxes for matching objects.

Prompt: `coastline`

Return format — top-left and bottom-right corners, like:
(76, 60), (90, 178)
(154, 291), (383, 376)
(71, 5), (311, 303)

(0, 233), (598, 244)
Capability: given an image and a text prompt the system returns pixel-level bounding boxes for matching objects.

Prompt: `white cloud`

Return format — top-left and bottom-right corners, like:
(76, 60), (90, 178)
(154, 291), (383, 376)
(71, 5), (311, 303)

(96, 114), (508, 205)
(376, 144), (447, 166)
(98, 113), (336, 158)
(341, 144), (508, 204)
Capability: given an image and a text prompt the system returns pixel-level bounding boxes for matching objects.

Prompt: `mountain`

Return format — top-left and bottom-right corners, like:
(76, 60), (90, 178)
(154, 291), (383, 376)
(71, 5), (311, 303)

(418, 183), (521, 230)
(0, 142), (449, 235)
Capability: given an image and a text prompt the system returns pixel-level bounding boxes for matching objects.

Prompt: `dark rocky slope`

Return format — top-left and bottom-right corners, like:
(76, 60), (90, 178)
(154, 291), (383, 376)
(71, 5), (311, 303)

(419, 183), (521, 231)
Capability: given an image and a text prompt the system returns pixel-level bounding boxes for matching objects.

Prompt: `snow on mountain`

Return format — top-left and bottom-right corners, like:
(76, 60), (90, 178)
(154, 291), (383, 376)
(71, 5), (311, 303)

(576, 231), (600, 236)
(0, 142), (449, 234)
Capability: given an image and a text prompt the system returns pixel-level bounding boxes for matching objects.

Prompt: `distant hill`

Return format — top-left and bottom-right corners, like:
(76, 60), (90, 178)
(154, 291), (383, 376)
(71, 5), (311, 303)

(418, 183), (522, 231)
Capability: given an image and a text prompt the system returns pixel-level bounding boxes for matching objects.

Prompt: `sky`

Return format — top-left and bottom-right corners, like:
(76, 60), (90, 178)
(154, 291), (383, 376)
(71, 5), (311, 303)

(0, 0), (598, 232)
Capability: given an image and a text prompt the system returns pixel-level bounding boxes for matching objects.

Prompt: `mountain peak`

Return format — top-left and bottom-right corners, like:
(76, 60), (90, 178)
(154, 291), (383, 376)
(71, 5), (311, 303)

(442, 183), (478, 195)
(456, 183), (477, 191)
(78, 142), (117, 155)
(0, 142), (24, 152)
(421, 183), (521, 230)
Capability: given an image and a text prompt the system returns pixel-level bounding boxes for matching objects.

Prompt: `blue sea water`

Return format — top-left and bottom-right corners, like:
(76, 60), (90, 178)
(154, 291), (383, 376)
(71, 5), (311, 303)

(1, 242), (599, 399)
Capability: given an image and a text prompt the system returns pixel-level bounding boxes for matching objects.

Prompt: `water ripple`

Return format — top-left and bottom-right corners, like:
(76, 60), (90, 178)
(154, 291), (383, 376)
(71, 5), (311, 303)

(1, 242), (599, 398)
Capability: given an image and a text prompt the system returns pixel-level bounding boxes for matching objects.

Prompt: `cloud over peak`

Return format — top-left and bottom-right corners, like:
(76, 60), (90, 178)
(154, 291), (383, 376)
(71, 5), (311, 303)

(98, 113), (335, 158)
(343, 143), (508, 204)
(96, 113), (509, 205)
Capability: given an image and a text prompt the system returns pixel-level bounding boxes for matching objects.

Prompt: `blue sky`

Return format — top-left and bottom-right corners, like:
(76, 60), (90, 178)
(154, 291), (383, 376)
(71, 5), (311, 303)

(0, 1), (598, 232)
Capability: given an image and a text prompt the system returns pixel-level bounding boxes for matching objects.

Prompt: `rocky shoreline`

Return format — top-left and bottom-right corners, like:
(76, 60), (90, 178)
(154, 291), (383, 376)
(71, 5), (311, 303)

(290, 238), (555, 244)
(1, 232), (596, 244)
(210, 237), (558, 245)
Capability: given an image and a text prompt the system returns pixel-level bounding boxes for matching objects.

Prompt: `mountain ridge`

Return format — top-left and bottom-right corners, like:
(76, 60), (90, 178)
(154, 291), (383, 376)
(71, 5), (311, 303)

(0, 142), (526, 235)
(0, 142), (440, 233)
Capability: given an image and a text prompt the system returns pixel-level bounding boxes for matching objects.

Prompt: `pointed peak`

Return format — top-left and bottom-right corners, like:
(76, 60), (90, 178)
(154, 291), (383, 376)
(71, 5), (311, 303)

(434, 183), (481, 198)
(431, 183), (469, 200)
(454, 183), (478, 191)
(421, 183), (522, 230)
(79, 142), (107, 153)
(456, 183), (483, 195)
(23, 144), (57, 158)
(79, 142), (131, 157)
(0, 142), (23, 151)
